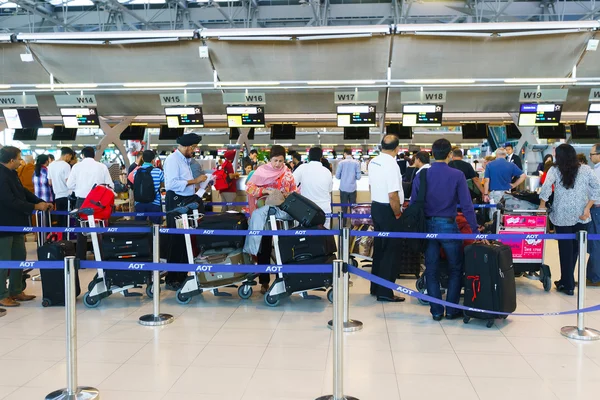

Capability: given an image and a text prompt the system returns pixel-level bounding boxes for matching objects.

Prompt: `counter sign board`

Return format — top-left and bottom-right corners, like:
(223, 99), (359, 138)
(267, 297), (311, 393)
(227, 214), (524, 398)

(589, 88), (600, 102)
(223, 93), (266, 105)
(160, 93), (203, 106)
(519, 89), (568, 103)
(55, 95), (97, 107)
(0, 95), (38, 107)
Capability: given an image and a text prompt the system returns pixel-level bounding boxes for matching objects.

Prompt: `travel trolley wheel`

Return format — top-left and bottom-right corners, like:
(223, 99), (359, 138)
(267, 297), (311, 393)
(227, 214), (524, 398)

(41, 298), (51, 308)
(415, 276), (429, 306)
(175, 289), (192, 305)
(264, 294), (280, 307)
(463, 317), (470, 324)
(238, 285), (253, 300)
(146, 284), (154, 299)
(83, 292), (100, 308)
(486, 320), (495, 328)
(327, 288), (334, 303)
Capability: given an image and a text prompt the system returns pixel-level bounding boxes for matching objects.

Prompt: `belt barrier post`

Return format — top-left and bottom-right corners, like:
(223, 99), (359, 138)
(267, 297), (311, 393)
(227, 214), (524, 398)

(139, 225), (174, 327)
(317, 260), (359, 400)
(561, 230), (600, 341)
(46, 257), (99, 400)
(328, 227), (363, 332)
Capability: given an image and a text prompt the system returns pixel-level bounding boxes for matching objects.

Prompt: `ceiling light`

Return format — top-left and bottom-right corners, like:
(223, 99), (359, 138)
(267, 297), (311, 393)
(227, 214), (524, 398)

(504, 78), (577, 84)
(36, 83), (98, 89)
(0, 85), (11, 89)
(307, 80), (376, 85)
(404, 79), (476, 84)
(216, 81), (280, 86)
(123, 82), (188, 87)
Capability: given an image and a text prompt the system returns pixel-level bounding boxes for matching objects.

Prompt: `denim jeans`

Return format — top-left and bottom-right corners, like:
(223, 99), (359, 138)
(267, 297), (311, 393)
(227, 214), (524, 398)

(424, 218), (463, 317)
(339, 191), (357, 227)
(134, 203), (163, 225)
(588, 207), (600, 283)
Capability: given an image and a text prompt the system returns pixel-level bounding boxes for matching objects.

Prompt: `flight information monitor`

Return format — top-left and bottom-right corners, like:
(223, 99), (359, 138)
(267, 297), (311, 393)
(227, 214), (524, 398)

(402, 105), (443, 127)
(586, 103), (600, 126)
(2, 108), (43, 129)
(227, 106), (265, 128)
(337, 105), (376, 127)
(518, 103), (562, 126)
(60, 108), (100, 128)
(165, 106), (204, 128)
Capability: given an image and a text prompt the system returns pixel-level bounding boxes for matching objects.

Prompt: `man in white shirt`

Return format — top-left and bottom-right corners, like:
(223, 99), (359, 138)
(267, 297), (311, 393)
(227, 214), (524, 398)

(48, 147), (75, 227)
(587, 144), (600, 286)
(368, 135), (405, 302)
(293, 147), (333, 228)
(67, 146), (114, 207)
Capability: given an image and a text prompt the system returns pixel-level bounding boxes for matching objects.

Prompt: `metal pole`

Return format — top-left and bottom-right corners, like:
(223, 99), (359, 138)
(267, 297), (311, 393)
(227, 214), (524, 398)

(328, 227), (363, 332)
(316, 260), (359, 400)
(139, 225), (174, 326)
(46, 257), (99, 400)
(561, 230), (600, 341)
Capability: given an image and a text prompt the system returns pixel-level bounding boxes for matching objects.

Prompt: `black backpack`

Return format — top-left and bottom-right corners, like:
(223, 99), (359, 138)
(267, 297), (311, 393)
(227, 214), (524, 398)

(133, 167), (156, 204)
(398, 169), (428, 253)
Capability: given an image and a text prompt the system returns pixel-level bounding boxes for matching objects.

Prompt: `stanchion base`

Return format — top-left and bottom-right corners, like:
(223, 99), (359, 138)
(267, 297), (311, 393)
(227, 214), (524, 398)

(327, 319), (363, 332)
(0, 308), (6, 318)
(561, 326), (600, 341)
(139, 313), (174, 326)
(31, 274), (42, 282)
(45, 387), (100, 400)
(316, 395), (359, 400)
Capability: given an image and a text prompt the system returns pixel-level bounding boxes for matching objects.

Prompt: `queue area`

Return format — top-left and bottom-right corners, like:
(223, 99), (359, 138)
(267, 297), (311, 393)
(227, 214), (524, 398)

(1, 21), (600, 400)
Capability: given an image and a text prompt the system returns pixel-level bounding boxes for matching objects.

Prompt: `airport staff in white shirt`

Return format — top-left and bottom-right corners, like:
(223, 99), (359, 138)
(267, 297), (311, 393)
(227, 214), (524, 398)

(47, 147), (75, 226)
(67, 146), (114, 207)
(368, 135), (405, 302)
(293, 147), (334, 228)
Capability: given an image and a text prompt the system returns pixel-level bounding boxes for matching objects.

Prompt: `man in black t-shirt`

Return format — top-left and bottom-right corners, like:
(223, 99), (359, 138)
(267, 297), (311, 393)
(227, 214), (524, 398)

(448, 149), (484, 198)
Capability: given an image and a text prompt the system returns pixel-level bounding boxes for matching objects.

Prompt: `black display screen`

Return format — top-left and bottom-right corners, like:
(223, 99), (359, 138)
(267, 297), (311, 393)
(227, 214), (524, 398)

(586, 103), (600, 126)
(402, 104), (443, 127)
(462, 123), (488, 139)
(13, 128), (38, 141)
(570, 123), (599, 139)
(538, 124), (566, 139)
(343, 127), (370, 140)
(386, 124), (412, 139)
(159, 125), (184, 140)
(2, 108), (43, 129)
(270, 125), (296, 140)
(337, 105), (376, 127)
(227, 106), (265, 128)
(518, 103), (562, 126)
(52, 125), (78, 141)
(230, 127), (255, 140)
(165, 106), (204, 128)
(60, 108), (100, 128)
(120, 125), (147, 140)
(506, 124), (522, 139)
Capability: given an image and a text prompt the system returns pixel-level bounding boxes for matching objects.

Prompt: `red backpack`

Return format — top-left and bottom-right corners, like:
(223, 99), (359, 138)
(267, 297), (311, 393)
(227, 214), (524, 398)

(79, 184), (115, 221)
(213, 163), (230, 192)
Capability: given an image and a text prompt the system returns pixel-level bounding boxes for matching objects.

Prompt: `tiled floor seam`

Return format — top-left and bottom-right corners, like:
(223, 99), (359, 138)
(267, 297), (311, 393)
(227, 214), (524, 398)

(446, 326), (483, 400)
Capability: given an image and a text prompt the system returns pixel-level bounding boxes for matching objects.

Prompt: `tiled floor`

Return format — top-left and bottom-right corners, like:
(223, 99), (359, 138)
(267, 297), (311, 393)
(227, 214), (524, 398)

(1, 241), (600, 399)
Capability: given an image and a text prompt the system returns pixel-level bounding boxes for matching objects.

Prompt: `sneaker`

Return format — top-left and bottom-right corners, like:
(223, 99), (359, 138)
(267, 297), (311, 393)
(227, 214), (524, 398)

(11, 293), (35, 302)
(0, 297), (20, 307)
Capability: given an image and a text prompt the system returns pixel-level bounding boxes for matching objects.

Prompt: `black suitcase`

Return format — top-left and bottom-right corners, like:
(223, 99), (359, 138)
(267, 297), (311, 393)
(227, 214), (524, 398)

(279, 192), (326, 227)
(277, 228), (337, 264)
(195, 212), (248, 251)
(463, 242), (516, 328)
(397, 239), (423, 278)
(38, 240), (81, 307)
(101, 220), (153, 287)
(283, 254), (335, 294)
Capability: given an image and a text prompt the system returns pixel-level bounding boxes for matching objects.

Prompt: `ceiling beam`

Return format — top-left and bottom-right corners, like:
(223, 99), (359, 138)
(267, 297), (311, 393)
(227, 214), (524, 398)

(10, 0), (76, 30)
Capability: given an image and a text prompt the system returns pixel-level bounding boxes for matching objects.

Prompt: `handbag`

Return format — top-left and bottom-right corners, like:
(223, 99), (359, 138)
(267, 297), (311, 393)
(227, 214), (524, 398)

(398, 169), (428, 253)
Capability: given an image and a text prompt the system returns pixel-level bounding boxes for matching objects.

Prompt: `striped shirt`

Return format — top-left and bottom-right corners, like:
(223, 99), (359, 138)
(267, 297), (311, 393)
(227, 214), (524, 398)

(33, 167), (54, 203)
(133, 163), (164, 206)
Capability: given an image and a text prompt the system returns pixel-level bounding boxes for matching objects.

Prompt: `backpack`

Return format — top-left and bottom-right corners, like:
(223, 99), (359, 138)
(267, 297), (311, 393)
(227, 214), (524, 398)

(79, 184), (115, 220)
(398, 169), (428, 253)
(133, 167), (156, 204)
(213, 163), (230, 192)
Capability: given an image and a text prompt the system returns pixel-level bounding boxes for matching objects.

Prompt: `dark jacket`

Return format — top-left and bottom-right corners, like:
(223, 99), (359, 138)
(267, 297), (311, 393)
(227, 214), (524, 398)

(0, 164), (43, 237)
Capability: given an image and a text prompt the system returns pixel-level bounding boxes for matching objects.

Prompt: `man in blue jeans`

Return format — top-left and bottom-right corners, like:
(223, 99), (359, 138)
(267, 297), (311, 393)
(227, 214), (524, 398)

(410, 139), (479, 321)
(587, 144), (600, 286)
(133, 150), (164, 225)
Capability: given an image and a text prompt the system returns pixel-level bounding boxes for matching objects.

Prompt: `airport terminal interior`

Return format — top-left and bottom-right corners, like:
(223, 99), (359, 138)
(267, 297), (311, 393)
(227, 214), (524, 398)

(3, 1), (600, 399)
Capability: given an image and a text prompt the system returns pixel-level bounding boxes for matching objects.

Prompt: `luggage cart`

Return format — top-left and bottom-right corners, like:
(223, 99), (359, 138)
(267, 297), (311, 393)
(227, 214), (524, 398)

(80, 209), (154, 308)
(263, 214), (334, 307)
(348, 205), (374, 269)
(494, 208), (552, 291)
(175, 205), (257, 305)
